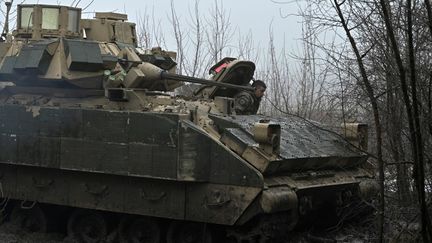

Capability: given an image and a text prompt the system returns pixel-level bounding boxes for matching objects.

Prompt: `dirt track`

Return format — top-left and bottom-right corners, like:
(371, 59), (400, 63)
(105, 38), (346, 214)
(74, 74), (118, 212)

(0, 223), (70, 243)
(0, 221), (376, 243)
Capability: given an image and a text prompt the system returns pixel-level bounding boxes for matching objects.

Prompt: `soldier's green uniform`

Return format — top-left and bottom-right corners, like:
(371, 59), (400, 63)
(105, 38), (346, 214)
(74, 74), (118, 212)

(234, 91), (261, 115)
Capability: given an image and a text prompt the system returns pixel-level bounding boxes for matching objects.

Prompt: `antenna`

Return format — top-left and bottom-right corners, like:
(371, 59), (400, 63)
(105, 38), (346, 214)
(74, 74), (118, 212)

(1, 1), (13, 40)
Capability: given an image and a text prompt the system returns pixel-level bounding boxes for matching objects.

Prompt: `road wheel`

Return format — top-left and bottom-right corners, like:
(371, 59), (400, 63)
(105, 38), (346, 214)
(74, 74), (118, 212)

(10, 203), (47, 233)
(0, 204), (6, 225)
(167, 222), (212, 243)
(118, 216), (161, 243)
(67, 209), (107, 243)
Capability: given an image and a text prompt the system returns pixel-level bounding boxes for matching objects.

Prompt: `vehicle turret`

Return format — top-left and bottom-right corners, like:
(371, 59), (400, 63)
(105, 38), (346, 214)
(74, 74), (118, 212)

(0, 4), (256, 96)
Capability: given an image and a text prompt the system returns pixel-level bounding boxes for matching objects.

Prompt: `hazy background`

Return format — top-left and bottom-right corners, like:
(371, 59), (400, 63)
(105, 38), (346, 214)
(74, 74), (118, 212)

(13, 0), (302, 52)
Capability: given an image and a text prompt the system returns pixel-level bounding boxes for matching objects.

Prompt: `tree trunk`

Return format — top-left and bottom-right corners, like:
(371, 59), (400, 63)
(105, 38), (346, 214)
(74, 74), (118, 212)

(333, 1), (385, 242)
(424, 0), (432, 37)
(406, 0), (432, 240)
(379, 0), (432, 241)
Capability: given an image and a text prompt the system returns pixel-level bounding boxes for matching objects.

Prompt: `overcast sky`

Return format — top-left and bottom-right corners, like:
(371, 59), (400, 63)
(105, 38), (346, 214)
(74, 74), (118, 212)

(14, 0), (303, 52)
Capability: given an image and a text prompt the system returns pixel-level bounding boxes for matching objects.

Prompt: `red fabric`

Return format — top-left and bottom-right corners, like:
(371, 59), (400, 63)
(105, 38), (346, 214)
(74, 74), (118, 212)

(214, 63), (228, 73)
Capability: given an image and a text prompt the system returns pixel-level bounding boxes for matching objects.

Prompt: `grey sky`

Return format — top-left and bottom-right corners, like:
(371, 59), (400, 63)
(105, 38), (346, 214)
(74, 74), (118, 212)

(15, 0), (302, 52)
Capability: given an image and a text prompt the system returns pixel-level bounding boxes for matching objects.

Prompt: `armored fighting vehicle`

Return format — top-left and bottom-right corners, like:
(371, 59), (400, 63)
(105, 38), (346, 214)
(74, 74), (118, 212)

(0, 3), (377, 243)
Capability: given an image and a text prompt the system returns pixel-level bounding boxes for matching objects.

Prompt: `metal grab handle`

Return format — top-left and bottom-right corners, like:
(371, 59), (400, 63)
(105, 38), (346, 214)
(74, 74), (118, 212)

(206, 199), (231, 208)
(140, 190), (166, 202)
(84, 183), (108, 196)
(32, 177), (53, 188)
(20, 200), (37, 209)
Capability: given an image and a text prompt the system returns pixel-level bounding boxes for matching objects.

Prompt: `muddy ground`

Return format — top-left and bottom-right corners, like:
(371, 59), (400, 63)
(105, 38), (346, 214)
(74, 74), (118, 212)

(0, 218), (378, 243)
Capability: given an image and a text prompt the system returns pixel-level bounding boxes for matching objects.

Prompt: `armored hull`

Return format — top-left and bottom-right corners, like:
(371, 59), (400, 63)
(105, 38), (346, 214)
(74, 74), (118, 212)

(0, 89), (376, 241)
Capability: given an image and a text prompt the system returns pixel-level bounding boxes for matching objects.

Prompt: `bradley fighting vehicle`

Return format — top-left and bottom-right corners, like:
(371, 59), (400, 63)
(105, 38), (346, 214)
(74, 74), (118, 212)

(0, 3), (378, 243)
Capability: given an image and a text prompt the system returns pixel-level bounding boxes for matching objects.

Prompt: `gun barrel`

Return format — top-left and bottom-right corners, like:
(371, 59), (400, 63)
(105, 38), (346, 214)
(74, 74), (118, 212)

(161, 72), (255, 92)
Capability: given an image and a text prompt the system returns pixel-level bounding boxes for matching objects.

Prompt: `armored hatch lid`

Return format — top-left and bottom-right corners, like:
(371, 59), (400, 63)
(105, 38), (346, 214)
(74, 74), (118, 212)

(198, 58), (255, 99)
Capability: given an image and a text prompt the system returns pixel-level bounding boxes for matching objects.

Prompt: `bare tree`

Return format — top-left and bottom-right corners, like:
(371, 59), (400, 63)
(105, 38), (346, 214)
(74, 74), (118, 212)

(272, 0), (432, 241)
(205, 0), (234, 64)
(236, 30), (254, 61)
(331, 1), (385, 241)
(378, 0), (432, 240)
(168, 0), (187, 75)
(185, 0), (206, 77)
(135, 8), (153, 49)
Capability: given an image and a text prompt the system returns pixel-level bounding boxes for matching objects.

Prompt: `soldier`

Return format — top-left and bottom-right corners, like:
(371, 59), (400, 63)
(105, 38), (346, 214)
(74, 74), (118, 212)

(234, 80), (266, 115)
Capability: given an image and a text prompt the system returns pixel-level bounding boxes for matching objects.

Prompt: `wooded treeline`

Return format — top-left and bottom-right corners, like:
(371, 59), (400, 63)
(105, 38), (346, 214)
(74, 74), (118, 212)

(134, 0), (432, 241)
(295, 1), (432, 242)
